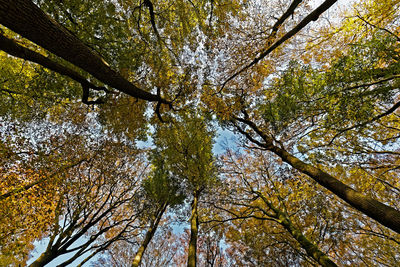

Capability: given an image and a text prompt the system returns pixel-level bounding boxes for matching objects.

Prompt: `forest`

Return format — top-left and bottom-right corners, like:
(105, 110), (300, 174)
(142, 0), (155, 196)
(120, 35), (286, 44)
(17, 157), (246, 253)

(0, 0), (399, 266)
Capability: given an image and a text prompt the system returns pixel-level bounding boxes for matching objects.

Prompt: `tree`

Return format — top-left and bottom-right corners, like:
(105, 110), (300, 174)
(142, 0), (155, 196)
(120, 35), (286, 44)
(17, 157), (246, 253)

(0, 126), (94, 265)
(29, 139), (148, 267)
(196, 226), (227, 267)
(206, 147), (399, 265)
(211, 149), (338, 266)
(209, 0), (400, 233)
(0, 0), (400, 265)
(131, 154), (185, 267)
(153, 113), (217, 267)
(95, 224), (187, 267)
(0, 0), (166, 103)
(0, 167), (58, 266)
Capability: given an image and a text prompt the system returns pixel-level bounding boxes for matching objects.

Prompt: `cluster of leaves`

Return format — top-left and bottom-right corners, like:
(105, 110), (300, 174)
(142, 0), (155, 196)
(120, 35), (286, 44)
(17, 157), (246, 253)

(0, 168), (59, 265)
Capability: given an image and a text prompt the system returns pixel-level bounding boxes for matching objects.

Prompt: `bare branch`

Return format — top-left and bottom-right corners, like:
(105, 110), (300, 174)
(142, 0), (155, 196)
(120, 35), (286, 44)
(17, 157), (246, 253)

(221, 0), (337, 90)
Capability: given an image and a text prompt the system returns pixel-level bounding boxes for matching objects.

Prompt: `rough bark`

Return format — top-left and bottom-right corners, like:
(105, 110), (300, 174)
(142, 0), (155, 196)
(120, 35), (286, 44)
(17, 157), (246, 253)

(235, 117), (400, 234)
(269, 144), (400, 234)
(187, 191), (199, 267)
(132, 202), (168, 267)
(0, 33), (108, 104)
(0, 33), (99, 89)
(0, 0), (167, 103)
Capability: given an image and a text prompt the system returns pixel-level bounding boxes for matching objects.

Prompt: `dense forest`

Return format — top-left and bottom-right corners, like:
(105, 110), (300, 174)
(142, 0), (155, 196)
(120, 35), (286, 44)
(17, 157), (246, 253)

(0, 0), (399, 266)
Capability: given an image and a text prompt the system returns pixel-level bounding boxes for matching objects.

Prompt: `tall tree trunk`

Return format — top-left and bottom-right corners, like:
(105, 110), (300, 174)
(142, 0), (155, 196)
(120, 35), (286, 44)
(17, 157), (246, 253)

(256, 191), (337, 267)
(132, 202), (168, 267)
(0, 0), (166, 103)
(236, 117), (400, 234)
(269, 144), (400, 234)
(187, 191), (199, 267)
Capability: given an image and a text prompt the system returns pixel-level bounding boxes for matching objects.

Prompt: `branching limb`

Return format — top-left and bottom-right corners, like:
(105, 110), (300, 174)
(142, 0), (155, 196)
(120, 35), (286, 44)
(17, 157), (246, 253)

(221, 0), (337, 91)
(355, 13), (400, 42)
(81, 83), (107, 105)
(154, 87), (173, 122)
(0, 0), (168, 103)
(270, 0), (303, 39)
(144, 0), (160, 40)
(0, 32), (110, 105)
(328, 100), (400, 145)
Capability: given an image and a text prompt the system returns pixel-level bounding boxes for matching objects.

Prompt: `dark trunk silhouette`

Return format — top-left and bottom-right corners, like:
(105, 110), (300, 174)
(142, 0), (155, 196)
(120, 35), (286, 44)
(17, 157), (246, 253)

(235, 116), (400, 234)
(0, 0), (167, 103)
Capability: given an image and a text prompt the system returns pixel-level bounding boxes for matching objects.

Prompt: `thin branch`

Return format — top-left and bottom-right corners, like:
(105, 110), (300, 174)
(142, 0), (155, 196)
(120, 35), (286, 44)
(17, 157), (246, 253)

(356, 14), (400, 42)
(221, 0), (337, 91)
(328, 100), (400, 145)
(0, 159), (87, 201)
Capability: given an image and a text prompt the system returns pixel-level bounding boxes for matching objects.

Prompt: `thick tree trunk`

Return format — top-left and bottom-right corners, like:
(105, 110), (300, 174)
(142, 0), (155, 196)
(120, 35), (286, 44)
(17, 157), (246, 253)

(0, 33), (99, 90)
(132, 203), (168, 267)
(0, 0), (166, 103)
(236, 117), (400, 234)
(187, 191), (199, 267)
(268, 144), (400, 234)
(29, 249), (58, 267)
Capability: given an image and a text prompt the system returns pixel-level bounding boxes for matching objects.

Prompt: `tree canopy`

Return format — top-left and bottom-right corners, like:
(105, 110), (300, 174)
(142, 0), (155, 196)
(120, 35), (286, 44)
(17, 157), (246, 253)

(0, 0), (399, 266)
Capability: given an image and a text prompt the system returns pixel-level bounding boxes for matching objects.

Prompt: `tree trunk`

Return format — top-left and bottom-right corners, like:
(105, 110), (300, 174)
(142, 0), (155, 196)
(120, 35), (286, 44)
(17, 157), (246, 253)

(0, 0), (166, 103)
(256, 192), (337, 267)
(278, 215), (337, 266)
(29, 249), (58, 267)
(132, 202), (168, 267)
(268, 144), (400, 234)
(187, 191), (199, 267)
(236, 117), (400, 234)
(0, 33), (99, 90)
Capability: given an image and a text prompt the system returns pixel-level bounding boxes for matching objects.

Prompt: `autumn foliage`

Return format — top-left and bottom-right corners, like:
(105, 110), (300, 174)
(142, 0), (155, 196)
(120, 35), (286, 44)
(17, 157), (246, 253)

(0, 0), (399, 266)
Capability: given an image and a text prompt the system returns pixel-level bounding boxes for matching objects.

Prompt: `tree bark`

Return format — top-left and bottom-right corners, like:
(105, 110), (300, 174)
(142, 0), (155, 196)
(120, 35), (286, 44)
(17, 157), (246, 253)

(187, 191), (199, 267)
(268, 144), (400, 234)
(0, 33), (100, 90)
(235, 117), (400, 234)
(29, 249), (58, 267)
(256, 191), (337, 267)
(278, 216), (337, 267)
(0, 0), (167, 103)
(132, 202), (168, 267)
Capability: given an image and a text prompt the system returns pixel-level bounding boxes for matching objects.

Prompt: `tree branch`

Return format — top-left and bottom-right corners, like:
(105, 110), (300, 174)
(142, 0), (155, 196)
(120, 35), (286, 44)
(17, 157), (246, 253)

(0, 0), (169, 104)
(0, 33), (110, 105)
(328, 100), (400, 145)
(221, 0), (337, 90)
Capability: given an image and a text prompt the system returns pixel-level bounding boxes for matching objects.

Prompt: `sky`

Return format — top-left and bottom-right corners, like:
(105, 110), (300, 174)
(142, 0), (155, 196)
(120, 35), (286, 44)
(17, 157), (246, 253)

(27, 238), (94, 266)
